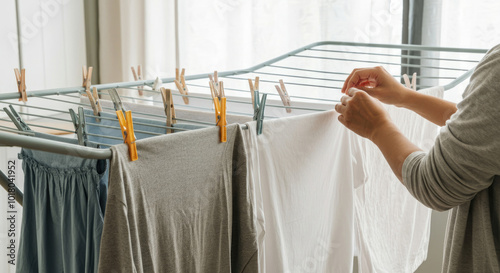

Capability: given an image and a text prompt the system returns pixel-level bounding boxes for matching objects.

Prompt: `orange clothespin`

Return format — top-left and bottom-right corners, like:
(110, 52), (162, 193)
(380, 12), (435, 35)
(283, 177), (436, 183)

(116, 110), (138, 161)
(14, 68), (27, 102)
(131, 65), (144, 96)
(160, 87), (176, 134)
(174, 68), (190, 104)
(275, 79), (292, 113)
(209, 80), (227, 142)
(248, 77), (259, 109)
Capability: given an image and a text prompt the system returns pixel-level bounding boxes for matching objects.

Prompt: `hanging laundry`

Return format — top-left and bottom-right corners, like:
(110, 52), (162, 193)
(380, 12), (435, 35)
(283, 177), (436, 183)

(243, 110), (364, 273)
(16, 133), (107, 273)
(354, 86), (444, 273)
(98, 125), (258, 273)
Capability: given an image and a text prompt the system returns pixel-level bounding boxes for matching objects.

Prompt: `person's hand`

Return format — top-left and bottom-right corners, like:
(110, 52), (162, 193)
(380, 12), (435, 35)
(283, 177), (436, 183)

(341, 66), (411, 107)
(335, 87), (393, 140)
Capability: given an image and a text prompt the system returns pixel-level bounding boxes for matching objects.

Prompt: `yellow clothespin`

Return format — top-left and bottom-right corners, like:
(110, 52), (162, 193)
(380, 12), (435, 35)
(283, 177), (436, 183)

(131, 65), (144, 96)
(175, 68), (190, 104)
(116, 110), (138, 161)
(210, 81), (227, 142)
(14, 68), (27, 102)
(86, 87), (102, 122)
(248, 77), (259, 109)
(160, 87), (176, 134)
(275, 79), (292, 113)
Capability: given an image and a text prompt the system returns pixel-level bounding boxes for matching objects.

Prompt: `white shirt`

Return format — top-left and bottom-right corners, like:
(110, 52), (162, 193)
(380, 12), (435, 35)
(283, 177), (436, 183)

(354, 86), (444, 273)
(243, 110), (364, 273)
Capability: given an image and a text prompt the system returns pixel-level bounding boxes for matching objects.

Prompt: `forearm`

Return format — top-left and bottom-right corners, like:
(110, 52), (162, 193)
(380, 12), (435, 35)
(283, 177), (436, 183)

(398, 91), (457, 126)
(370, 122), (421, 182)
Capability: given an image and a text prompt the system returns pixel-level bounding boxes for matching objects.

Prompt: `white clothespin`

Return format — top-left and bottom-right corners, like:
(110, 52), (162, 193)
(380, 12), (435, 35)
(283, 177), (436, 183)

(275, 79), (292, 113)
(131, 65), (144, 96)
(175, 68), (189, 104)
(403, 72), (417, 91)
(152, 77), (163, 92)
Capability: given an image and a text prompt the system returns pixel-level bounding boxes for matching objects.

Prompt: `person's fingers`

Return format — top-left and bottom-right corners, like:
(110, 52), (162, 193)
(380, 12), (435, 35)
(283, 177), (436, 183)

(354, 85), (379, 97)
(335, 103), (346, 114)
(341, 68), (359, 94)
(338, 115), (346, 126)
(340, 95), (351, 105)
(347, 87), (361, 97)
(341, 68), (378, 93)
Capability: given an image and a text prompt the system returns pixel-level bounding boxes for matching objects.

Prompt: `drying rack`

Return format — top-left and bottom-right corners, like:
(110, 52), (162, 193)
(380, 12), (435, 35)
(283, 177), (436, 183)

(0, 41), (488, 205)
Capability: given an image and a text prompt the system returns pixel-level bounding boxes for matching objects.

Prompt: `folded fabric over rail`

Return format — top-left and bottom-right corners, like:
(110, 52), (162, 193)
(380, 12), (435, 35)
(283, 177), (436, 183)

(243, 110), (364, 272)
(99, 125), (258, 273)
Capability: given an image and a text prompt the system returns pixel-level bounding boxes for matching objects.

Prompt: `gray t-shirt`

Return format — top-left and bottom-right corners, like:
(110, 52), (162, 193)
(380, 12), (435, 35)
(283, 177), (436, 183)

(98, 124), (258, 273)
(403, 45), (500, 272)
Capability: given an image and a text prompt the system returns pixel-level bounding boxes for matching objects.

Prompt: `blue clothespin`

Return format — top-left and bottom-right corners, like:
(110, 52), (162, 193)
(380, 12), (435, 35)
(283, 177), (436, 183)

(248, 77), (267, 135)
(69, 107), (88, 146)
(3, 105), (31, 132)
(252, 90), (267, 135)
(109, 88), (126, 112)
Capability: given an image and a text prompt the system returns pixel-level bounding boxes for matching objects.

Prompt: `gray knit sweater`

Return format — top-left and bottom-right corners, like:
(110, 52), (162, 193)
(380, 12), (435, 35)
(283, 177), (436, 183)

(403, 45), (500, 273)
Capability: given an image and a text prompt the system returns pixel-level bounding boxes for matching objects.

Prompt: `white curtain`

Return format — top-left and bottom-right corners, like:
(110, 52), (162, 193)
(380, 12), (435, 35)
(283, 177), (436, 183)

(420, 0), (500, 103)
(99, 0), (404, 82)
(98, 0), (177, 83)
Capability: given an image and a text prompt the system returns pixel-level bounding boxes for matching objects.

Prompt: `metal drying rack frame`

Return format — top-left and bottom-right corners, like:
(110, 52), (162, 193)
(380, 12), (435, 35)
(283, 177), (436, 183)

(0, 41), (488, 205)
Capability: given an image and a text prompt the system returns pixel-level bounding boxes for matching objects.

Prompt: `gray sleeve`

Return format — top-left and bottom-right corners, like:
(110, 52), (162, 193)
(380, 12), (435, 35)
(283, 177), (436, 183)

(402, 44), (500, 211)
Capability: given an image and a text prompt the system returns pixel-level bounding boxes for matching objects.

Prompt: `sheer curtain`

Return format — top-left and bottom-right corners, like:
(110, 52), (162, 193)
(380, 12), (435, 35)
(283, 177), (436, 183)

(417, 0), (500, 102)
(99, 0), (403, 83)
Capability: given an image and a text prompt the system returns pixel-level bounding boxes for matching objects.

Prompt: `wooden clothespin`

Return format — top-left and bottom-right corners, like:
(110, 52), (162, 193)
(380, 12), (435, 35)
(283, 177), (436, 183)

(160, 87), (176, 134)
(208, 71), (221, 97)
(82, 66), (93, 88)
(14, 68), (27, 102)
(131, 65), (144, 96)
(116, 110), (138, 161)
(275, 79), (292, 113)
(86, 87), (102, 122)
(209, 81), (227, 142)
(3, 105), (31, 132)
(175, 68), (190, 104)
(248, 77), (259, 109)
(252, 87), (267, 136)
(403, 72), (417, 91)
(69, 107), (88, 146)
